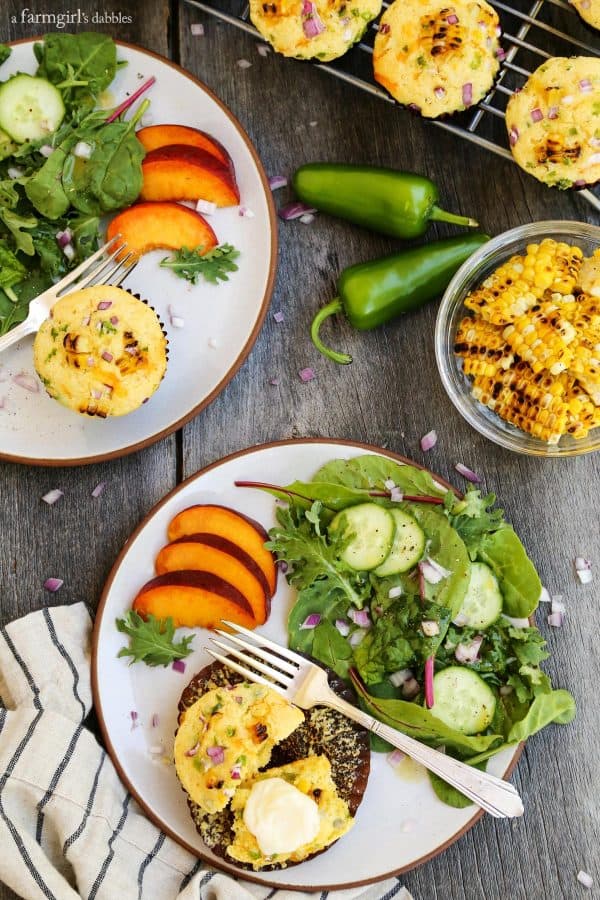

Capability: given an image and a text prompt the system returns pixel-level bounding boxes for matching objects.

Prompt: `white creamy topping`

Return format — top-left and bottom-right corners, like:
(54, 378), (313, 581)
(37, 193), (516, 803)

(242, 777), (320, 856)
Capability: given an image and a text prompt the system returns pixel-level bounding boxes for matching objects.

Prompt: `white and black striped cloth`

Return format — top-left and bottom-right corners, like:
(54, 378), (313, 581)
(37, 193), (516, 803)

(0, 602), (413, 900)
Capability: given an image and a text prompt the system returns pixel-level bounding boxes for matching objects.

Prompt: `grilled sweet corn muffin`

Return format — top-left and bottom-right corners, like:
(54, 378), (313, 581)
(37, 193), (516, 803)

(373, 0), (501, 118)
(250, 0), (382, 61)
(570, 0), (600, 29)
(506, 57), (600, 189)
(34, 285), (167, 418)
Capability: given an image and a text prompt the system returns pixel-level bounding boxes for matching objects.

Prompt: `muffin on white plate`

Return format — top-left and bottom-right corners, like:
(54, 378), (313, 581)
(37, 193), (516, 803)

(250, 0), (382, 61)
(570, 0), (600, 29)
(34, 285), (168, 418)
(506, 57), (600, 189)
(373, 0), (502, 118)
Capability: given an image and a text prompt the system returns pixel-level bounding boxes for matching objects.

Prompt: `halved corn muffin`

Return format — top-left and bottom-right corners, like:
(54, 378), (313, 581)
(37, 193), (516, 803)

(570, 0), (600, 30)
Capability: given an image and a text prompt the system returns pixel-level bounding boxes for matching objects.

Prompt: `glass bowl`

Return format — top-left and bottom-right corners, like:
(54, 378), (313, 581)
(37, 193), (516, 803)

(435, 220), (600, 457)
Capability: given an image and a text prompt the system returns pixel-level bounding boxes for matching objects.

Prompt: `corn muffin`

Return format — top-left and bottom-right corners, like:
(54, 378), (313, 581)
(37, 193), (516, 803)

(506, 56), (600, 189)
(373, 0), (501, 118)
(570, 0), (600, 29)
(250, 0), (382, 61)
(34, 285), (167, 418)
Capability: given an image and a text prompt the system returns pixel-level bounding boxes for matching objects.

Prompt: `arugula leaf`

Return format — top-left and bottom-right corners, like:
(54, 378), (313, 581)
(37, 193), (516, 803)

(0, 178), (20, 209)
(0, 244), (27, 292)
(0, 44), (11, 66)
(448, 489), (505, 558)
(115, 611), (194, 667)
(35, 33), (117, 115)
(160, 243), (240, 285)
(477, 526), (541, 617)
(0, 207), (38, 255)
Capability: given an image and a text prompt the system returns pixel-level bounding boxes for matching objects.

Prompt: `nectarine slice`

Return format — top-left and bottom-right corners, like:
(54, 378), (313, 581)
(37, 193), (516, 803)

(136, 124), (233, 170)
(167, 505), (277, 597)
(107, 202), (217, 258)
(140, 145), (240, 207)
(133, 571), (256, 631)
(156, 537), (267, 625)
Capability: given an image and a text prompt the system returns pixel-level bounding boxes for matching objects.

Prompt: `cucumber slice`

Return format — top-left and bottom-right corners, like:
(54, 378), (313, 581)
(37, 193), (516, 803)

(431, 667), (496, 735)
(0, 75), (65, 143)
(0, 128), (17, 160)
(329, 503), (395, 571)
(456, 562), (503, 629)
(374, 509), (425, 576)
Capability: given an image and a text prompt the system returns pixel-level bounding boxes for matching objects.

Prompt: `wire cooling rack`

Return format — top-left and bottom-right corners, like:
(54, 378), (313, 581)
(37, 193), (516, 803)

(185, 0), (600, 212)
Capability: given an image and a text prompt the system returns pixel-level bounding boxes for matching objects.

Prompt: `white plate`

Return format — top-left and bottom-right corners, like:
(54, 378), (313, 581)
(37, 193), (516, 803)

(0, 40), (276, 465)
(92, 439), (520, 892)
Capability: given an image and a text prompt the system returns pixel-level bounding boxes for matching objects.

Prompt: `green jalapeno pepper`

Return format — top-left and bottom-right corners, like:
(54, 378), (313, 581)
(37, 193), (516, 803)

(293, 164), (478, 239)
(311, 233), (489, 364)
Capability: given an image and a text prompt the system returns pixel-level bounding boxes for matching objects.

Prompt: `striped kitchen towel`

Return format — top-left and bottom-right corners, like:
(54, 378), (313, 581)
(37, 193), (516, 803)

(0, 602), (413, 900)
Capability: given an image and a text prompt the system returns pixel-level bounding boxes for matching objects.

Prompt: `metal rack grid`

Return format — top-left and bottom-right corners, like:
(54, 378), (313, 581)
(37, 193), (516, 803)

(185, 0), (600, 212)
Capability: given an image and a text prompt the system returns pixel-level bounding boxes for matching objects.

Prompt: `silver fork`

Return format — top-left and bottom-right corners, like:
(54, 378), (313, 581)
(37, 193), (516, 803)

(207, 621), (524, 819)
(0, 235), (138, 354)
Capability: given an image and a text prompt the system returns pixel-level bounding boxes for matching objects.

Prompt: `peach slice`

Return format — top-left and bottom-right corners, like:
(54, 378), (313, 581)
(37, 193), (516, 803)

(140, 145), (240, 206)
(107, 201), (217, 258)
(132, 571), (256, 631)
(136, 124), (233, 170)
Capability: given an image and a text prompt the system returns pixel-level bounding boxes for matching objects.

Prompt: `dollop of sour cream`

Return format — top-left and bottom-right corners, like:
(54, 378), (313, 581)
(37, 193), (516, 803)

(243, 777), (320, 856)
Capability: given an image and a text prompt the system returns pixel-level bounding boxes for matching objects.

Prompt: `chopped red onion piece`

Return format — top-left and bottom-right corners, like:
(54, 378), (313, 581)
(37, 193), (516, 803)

(208, 337), (218, 349)
(90, 389), (102, 400)
(7, 166), (23, 180)
(349, 608), (371, 628)
(207, 745), (225, 765)
(273, 311), (284, 323)
(419, 559), (444, 585)
(42, 489), (63, 505)
(302, 1), (326, 37)
(462, 82), (473, 107)
(577, 871), (593, 889)
(455, 634), (484, 663)
(80, 315), (91, 328)
(426, 557), (451, 579)
(97, 301), (112, 310)
(388, 585), (403, 599)
(56, 229), (72, 248)
(124, 345), (139, 356)
(335, 618), (350, 637)
(402, 677), (420, 699)
(63, 243), (76, 261)
(378, 22), (390, 34)
(237, 59), (252, 69)
(172, 659), (186, 673)
(548, 105), (559, 119)
(384, 479), (396, 490)
(509, 127), (519, 146)
(424, 656), (435, 708)
(421, 620), (440, 637)
(575, 557), (592, 571)
(434, 87), (446, 100)
(579, 79), (593, 93)
(101, 351), (113, 363)
(185, 741), (200, 757)
(420, 429), (437, 451)
(390, 486), (403, 502)
(446, 13), (459, 23)
(300, 613), (321, 629)
(547, 611), (564, 628)
(151, 713), (159, 728)
(455, 462), (481, 483)
(196, 199), (217, 215)
(496, 47), (506, 61)
(239, 206), (255, 218)
(13, 371), (39, 393)
(279, 202), (317, 221)
(257, 44), (271, 56)
(349, 628), (367, 648)
(539, 586), (551, 604)
(73, 141), (92, 159)
(110, 315), (119, 325)
(268, 175), (288, 191)
(452, 611), (469, 627)
(190, 22), (205, 36)
(299, 213), (315, 225)
(389, 668), (413, 688)
(44, 577), (64, 593)
(530, 108), (543, 123)
(574, 179), (587, 188)
(91, 481), (106, 499)
(575, 557), (592, 583)
(39, 144), (54, 158)
(577, 568), (592, 585)
(230, 762), (242, 779)
(299, 367), (316, 383)
(269, 376), (280, 386)
(130, 710), (139, 730)
(551, 596), (566, 615)
(387, 749), (406, 768)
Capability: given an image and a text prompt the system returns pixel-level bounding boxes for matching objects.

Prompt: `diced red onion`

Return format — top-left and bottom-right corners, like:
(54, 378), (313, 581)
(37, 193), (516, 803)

(452, 611), (469, 627)
(185, 741), (200, 757)
(388, 585), (403, 599)
(420, 430), (438, 451)
(172, 659), (186, 673)
(269, 376), (280, 386)
(277, 560), (288, 574)
(91, 481), (106, 498)
(335, 618), (350, 637)
(97, 301), (112, 310)
(574, 179), (587, 188)
(539, 586), (551, 604)
(168, 305), (185, 329)
(230, 762), (242, 779)
(101, 351), (113, 363)
(509, 127), (519, 146)
(151, 713), (159, 728)
(7, 166), (23, 179)
(427, 557), (452, 579)
(384, 479), (396, 490)
(39, 144), (54, 158)
(455, 634), (483, 663)
(349, 608), (371, 628)
(237, 59), (252, 69)
(56, 229), (72, 248)
(387, 749), (406, 767)
(90, 389), (102, 400)
(208, 337), (218, 349)
(421, 620), (440, 637)
(390, 486), (403, 502)
(190, 22), (204, 35)
(273, 311), (284, 323)
(575, 557), (592, 584)
(551, 595), (565, 615)
(349, 628), (367, 648)
(73, 141), (92, 159)
(454, 462), (481, 483)
(44, 577), (63, 592)
(257, 44), (271, 57)
(446, 13), (459, 23)
(268, 175), (288, 190)
(196, 199), (217, 215)
(408, 103), (422, 114)
(579, 79), (593, 93)
(462, 83), (473, 107)
(302, 1), (326, 38)
(424, 656), (435, 708)
(299, 367), (316, 383)
(299, 213), (315, 225)
(124, 346), (139, 356)
(378, 22), (390, 35)
(577, 871), (593, 889)
(207, 745), (225, 765)
(548, 105), (559, 120)
(87, 357), (94, 368)
(110, 315), (119, 325)
(13, 371), (39, 393)
(547, 612), (564, 628)
(63, 243), (76, 261)
(279, 202), (317, 221)
(402, 677), (420, 699)
(434, 87), (446, 100)
(530, 108), (543, 123)
(389, 668), (413, 688)
(130, 710), (138, 730)
(496, 47), (506, 62)
(239, 206), (255, 218)
(42, 489), (63, 505)
(300, 613), (321, 629)
(419, 559), (444, 585)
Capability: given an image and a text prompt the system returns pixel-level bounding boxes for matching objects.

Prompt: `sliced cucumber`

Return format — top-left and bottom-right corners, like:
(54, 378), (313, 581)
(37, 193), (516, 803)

(0, 75), (65, 143)
(431, 667), (496, 735)
(374, 509), (426, 576)
(456, 562), (503, 630)
(0, 128), (17, 160)
(329, 503), (395, 571)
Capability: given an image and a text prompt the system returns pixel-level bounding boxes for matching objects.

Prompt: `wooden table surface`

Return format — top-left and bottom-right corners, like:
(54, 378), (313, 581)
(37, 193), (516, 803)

(1, 1), (599, 897)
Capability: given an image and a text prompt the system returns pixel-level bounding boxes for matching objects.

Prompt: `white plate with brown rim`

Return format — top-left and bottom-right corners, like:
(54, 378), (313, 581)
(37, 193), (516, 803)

(0, 39), (276, 466)
(92, 438), (521, 892)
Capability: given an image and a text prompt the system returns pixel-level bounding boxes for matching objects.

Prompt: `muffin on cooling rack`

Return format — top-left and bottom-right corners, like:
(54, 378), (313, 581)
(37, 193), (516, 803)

(570, 0), (600, 29)
(373, 0), (502, 118)
(34, 285), (167, 418)
(250, 0), (382, 61)
(506, 56), (600, 189)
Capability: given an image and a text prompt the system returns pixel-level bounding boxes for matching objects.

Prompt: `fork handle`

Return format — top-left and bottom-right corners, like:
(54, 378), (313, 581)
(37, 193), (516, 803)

(0, 318), (36, 354)
(322, 692), (524, 819)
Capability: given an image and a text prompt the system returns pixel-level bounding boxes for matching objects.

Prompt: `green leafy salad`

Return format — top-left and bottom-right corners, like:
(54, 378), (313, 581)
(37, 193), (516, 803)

(255, 455), (576, 808)
(0, 33), (148, 336)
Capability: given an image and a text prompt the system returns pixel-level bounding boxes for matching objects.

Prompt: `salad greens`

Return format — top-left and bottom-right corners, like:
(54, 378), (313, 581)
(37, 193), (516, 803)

(160, 243), (241, 285)
(0, 33), (148, 336)
(116, 611), (195, 667)
(258, 455), (576, 807)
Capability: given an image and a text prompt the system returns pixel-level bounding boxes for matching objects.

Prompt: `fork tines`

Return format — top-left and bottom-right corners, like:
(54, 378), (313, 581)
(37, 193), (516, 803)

(205, 621), (301, 697)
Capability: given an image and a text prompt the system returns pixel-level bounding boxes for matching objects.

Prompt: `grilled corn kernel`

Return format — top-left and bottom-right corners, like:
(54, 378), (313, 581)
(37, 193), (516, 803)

(578, 249), (600, 299)
(502, 304), (576, 374)
(454, 317), (514, 377)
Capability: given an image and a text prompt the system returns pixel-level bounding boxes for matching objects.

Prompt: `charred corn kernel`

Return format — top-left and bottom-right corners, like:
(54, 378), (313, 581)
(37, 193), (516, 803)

(578, 249), (600, 299)
(502, 304), (576, 374)
(454, 317), (514, 376)
(464, 278), (538, 325)
(522, 239), (583, 295)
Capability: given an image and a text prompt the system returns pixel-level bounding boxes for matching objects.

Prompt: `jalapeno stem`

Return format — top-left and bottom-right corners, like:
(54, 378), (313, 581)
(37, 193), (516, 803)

(429, 206), (479, 229)
(310, 298), (353, 365)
